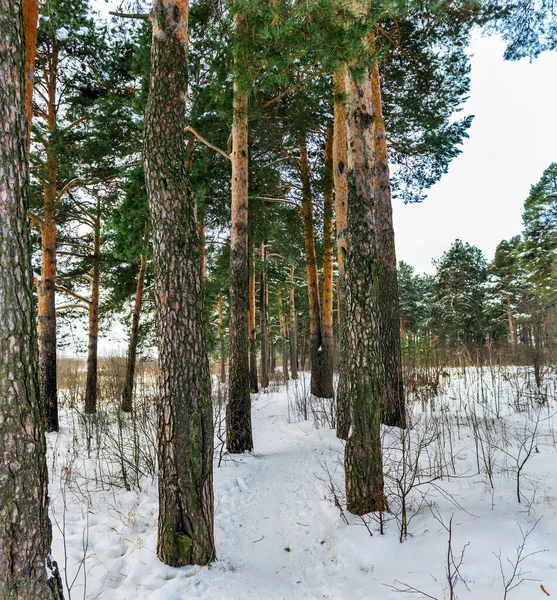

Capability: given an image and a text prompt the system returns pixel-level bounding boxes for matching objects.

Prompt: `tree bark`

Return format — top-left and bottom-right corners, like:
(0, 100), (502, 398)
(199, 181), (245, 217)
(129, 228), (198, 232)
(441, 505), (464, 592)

(0, 1), (64, 594)
(289, 265), (298, 379)
(342, 63), (386, 515)
(226, 10), (253, 453)
(278, 289), (289, 382)
(259, 242), (270, 388)
(122, 235), (149, 413)
(38, 41), (59, 432)
(23, 0), (38, 153)
(84, 202), (100, 414)
(507, 295), (516, 345)
(270, 336), (276, 374)
(144, 0), (214, 566)
(249, 245), (259, 391)
(371, 58), (406, 429)
(218, 293), (226, 384)
(300, 137), (333, 398)
(321, 126), (335, 397)
(333, 68), (350, 439)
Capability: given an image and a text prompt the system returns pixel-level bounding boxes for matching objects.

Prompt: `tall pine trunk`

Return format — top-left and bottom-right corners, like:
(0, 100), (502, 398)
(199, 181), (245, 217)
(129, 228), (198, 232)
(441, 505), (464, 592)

(371, 58), (405, 429)
(84, 203), (100, 414)
(226, 11), (253, 452)
(507, 295), (516, 345)
(289, 265), (298, 379)
(38, 45), (59, 431)
(321, 126), (335, 397)
(333, 68), (350, 439)
(219, 293), (226, 384)
(0, 1), (63, 594)
(144, 0), (214, 566)
(300, 137), (333, 399)
(23, 0), (38, 153)
(278, 289), (289, 382)
(249, 244), (259, 391)
(259, 241), (270, 388)
(342, 64), (386, 515)
(122, 236), (149, 413)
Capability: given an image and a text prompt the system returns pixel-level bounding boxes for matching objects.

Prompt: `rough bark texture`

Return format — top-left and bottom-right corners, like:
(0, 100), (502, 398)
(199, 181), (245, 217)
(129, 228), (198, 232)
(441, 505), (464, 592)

(278, 289), (289, 382)
(342, 64), (386, 515)
(333, 68), (350, 440)
(0, 2), (64, 595)
(249, 246), (259, 392)
(121, 240), (148, 413)
(321, 126), (335, 398)
(300, 138), (333, 398)
(218, 293), (226, 384)
(371, 59), (406, 429)
(289, 265), (298, 379)
(143, 0), (214, 566)
(84, 206), (100, 414)
(259, 242), (270, 388)
(226, 10), (253, 453)
(23, 0), (38, 152)
(198, 215), (205, 281)
(37, 40), (59, 432)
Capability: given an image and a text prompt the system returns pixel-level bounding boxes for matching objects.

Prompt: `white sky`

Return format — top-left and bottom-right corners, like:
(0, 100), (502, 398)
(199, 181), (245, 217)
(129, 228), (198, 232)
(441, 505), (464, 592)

(393, 32), (557, 274)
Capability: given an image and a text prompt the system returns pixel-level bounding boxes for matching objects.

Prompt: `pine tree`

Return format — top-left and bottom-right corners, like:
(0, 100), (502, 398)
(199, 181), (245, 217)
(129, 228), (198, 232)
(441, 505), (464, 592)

(0, 0), (63, 595)
(486, 236), (524, 344)
(227, 8), (253, 453)
(341, 32), (386, 514)
(143, 0), (215, 566)
(397, 261), (432, 335)
(521, 164), (557, 384)
(430, 240), (488, 345)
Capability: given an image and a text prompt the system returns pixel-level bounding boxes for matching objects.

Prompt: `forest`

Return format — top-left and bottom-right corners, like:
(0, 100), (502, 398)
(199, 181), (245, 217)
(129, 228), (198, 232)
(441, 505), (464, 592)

(0, 0), (556, 598)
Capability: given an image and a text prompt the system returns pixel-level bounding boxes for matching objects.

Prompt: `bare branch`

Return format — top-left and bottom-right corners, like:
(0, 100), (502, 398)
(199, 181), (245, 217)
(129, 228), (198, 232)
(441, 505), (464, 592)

(184, 125), (230, 161)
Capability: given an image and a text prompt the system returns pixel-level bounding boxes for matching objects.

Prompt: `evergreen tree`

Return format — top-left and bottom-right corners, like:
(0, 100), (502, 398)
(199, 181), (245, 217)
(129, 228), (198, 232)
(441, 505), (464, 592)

(430, 240), (488, 345)
(143, 0), (214, 566)
(398, 261), (432, 335)
(0, 0), (63, 594)
(486, 236), (524, 344)
(521, 163), (557, 383)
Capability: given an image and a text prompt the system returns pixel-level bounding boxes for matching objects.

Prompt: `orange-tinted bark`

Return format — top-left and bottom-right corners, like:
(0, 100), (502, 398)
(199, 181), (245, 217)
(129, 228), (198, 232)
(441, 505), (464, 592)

(249, 246), (258, 391)
(321, 126), (335, 393)
(278, 288), (289, 382)
(300, 138), (324, 397)
(259, 241), (269, 388)
(23, 0), (39, 152)
(289, 265), (298, 379)
(227, 10), (253, 452)
(333, 68), (348, 287)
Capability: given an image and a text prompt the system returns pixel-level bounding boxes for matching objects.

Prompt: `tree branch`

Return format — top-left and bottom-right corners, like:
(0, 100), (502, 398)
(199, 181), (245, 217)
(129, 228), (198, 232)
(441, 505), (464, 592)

(56, 304), (90, 312)
(56, 284), (91, 306)
(184, 125), (230, 161)
(109, 11), (149, 20)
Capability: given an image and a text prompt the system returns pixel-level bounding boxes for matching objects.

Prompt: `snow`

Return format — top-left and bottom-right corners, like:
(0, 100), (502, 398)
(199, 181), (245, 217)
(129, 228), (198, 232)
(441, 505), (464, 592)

(47, 368), (557, 599)
(56, 27), (69, 41)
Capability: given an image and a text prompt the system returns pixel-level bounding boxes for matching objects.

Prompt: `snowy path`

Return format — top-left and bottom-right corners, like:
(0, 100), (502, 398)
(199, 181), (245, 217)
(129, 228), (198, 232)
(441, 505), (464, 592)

(48, 372), (557, 600)
(214, 390), (342, 599)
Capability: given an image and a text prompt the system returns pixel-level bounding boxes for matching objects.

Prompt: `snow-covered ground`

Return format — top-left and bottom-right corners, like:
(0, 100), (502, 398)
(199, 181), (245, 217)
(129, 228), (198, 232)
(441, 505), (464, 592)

(47, 367), (557, 599)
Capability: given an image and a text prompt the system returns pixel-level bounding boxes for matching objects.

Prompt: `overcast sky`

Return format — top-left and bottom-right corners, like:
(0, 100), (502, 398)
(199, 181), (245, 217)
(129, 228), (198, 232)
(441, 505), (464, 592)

(87, 6), (557, 353)
(393, 32), (557, 274)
